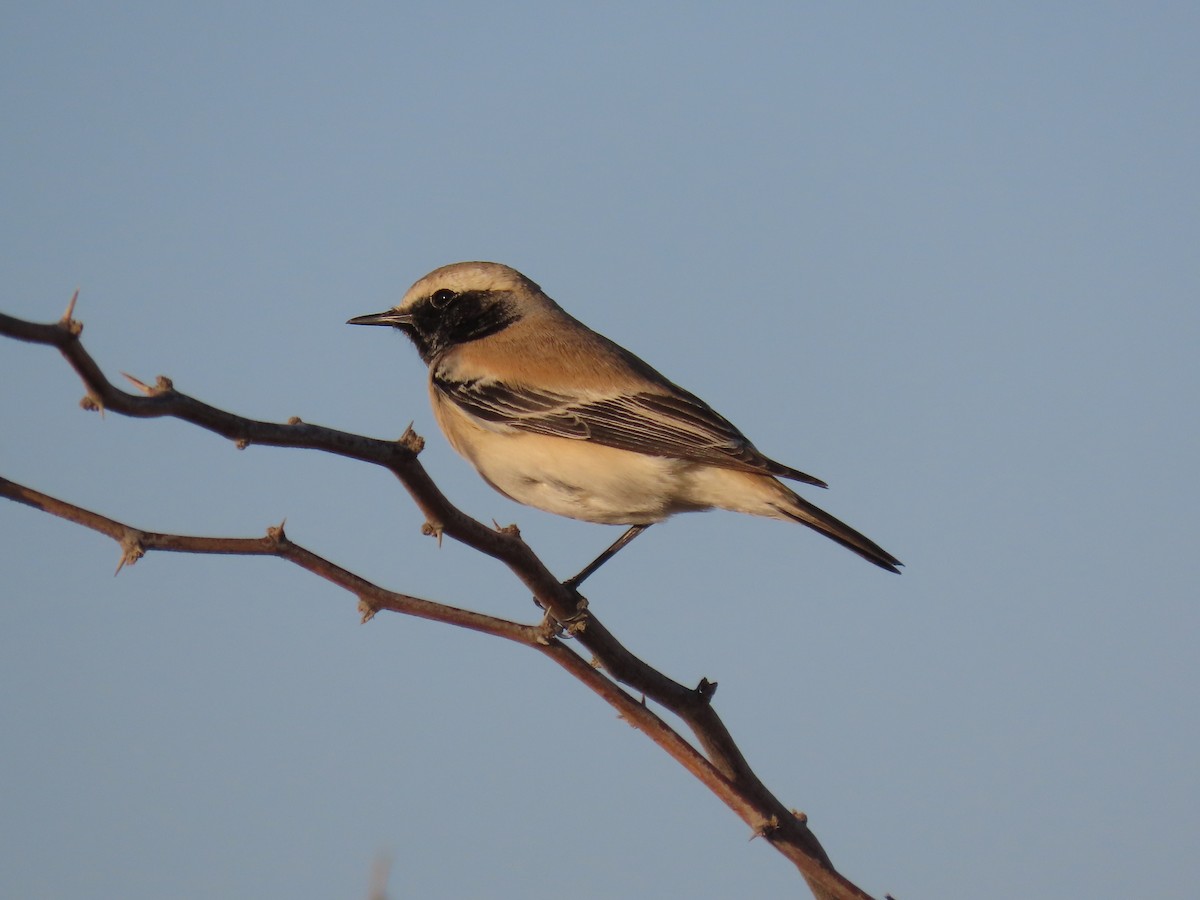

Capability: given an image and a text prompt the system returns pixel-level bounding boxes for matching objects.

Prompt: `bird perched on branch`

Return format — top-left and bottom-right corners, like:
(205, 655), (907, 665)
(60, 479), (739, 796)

(349, 262), (901, 585)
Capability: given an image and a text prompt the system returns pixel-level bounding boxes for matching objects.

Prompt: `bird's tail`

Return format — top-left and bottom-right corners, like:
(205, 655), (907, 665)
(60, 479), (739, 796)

(771, 487), (903, 574)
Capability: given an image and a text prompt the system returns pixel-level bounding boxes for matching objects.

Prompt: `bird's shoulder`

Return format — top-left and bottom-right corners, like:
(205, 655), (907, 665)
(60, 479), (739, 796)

(434, 308), (667, 396)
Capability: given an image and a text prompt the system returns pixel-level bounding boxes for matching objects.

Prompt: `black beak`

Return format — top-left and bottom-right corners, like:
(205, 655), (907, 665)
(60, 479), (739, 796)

(346, 310), (414, 327)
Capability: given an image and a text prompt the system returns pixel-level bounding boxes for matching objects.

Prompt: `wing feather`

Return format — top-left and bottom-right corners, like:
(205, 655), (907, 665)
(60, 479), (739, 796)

(433, 374), (826, 487)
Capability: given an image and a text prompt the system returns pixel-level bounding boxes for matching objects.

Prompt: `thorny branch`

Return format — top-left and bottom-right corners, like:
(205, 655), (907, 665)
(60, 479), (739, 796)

(0, 299), (878, 900)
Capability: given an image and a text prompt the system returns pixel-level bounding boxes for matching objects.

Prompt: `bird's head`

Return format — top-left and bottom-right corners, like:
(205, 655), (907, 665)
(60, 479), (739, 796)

(348, 261), (551, 364)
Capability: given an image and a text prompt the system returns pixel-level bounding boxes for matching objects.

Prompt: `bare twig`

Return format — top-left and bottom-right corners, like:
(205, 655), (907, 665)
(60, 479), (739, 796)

(0, 301), (877, 900)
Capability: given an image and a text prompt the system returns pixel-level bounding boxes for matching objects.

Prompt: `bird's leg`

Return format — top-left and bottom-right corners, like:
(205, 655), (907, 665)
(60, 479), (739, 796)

(563, 524), (650, 590)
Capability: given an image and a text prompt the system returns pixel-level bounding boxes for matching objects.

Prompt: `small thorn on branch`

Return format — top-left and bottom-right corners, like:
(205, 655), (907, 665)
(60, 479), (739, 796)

(398, 422), (424, 454)
(121, 372), (154, 395)
(421, 520), (443, 545)
(121, 373), (175, 396)
(695, 677), (718, 701)
(491, 519), (520, 537)
(357, 597), (377, 623)
(62, 289), (79, 321)
(266, 519), (288, 543)
(115, 533), (145, 574)
(59, 289), (83, 335)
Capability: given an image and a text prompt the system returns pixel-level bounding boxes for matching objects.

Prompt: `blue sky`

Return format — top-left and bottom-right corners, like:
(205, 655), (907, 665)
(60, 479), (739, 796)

(2, 4), (1198, 898)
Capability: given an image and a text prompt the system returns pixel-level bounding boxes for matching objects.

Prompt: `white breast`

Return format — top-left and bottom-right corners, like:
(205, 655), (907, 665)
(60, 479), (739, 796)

(430, 386), (793, 525)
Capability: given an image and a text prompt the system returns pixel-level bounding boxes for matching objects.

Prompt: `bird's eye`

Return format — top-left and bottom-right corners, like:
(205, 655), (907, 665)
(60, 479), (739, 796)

(430, 288), (458, 309)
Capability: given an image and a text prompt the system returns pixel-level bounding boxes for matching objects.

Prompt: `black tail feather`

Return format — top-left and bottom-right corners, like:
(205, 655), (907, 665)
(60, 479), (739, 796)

(774, 493), (903, 574)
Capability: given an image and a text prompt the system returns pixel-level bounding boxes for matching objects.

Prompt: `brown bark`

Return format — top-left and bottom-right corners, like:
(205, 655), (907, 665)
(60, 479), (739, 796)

(0, 298), (882, 900)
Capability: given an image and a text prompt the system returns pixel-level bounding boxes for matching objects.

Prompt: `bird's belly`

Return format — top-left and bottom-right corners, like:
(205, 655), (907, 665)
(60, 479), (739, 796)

(458, 431), (699, 525)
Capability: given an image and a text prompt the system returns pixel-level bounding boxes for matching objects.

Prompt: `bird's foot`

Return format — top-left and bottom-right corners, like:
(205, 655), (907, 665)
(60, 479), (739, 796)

(535, 591), (589, 635)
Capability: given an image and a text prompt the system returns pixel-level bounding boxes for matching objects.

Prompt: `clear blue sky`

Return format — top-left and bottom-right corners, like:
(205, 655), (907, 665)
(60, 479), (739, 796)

(3, 4), (1197, 898)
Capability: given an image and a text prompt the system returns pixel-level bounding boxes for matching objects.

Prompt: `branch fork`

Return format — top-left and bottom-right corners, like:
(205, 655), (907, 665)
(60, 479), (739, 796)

(0, 293), (882, 900)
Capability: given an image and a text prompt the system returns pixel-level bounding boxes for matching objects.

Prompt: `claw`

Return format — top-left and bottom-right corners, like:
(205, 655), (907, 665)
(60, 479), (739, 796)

(558, 594), (590, 634)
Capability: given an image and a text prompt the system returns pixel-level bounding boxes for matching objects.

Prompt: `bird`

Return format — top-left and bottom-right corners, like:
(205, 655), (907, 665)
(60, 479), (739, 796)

(348, 261), (901, 584)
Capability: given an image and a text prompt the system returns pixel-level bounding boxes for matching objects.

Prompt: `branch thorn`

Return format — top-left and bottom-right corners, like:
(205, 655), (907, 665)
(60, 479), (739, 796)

(59, 289), (83, 335)
(79, 395), (104, 416)
(121, 373), (174, 396)
(398, 422), (424, 454)
(357, 597), (377, 623)
(121, 372), (155, 395)
(115, 533), (145, 575)
(421, 520), (443, 546)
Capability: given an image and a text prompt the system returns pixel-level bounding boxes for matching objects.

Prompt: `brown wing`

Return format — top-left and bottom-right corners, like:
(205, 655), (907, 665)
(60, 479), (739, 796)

(433, 374), (827, 487)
